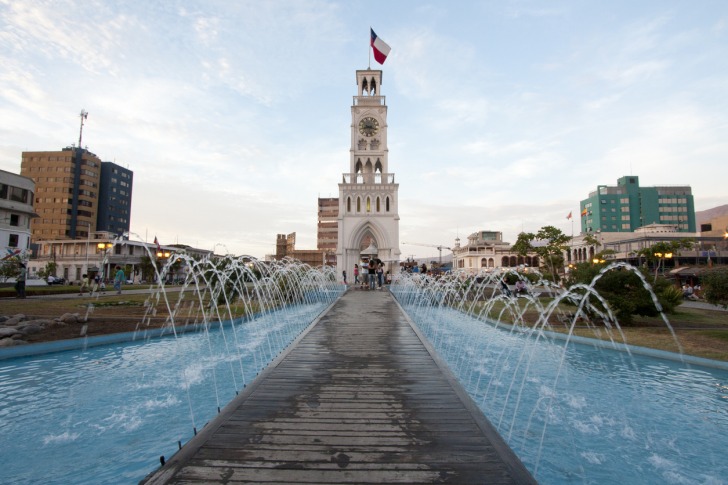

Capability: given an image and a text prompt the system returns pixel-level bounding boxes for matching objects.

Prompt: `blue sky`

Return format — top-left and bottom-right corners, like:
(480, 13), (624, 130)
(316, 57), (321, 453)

(1, 1), (726, 260)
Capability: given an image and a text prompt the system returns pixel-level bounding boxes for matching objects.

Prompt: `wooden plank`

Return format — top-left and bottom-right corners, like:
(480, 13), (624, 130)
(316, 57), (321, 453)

(139, 290), (536, 485)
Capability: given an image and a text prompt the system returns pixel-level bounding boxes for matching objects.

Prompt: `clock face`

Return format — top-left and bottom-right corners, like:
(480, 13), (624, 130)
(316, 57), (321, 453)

(358, 117), (379, 137)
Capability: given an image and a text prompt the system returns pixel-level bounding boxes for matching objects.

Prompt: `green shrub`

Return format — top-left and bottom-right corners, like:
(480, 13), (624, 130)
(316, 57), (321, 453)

(702, 268), (728, 309)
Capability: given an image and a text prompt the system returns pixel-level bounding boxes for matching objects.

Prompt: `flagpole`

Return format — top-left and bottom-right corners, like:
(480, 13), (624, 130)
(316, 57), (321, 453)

(368, 26), (371, 69)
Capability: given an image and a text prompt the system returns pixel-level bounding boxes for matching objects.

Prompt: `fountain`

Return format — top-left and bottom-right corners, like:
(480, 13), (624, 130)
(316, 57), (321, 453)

(2, 247), (727, 484)
(0, 249), (344, 485)
(390, 266), (728, 484)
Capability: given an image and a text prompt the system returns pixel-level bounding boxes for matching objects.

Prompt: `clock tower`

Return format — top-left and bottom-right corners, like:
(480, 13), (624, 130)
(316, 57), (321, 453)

(337, 69), (401, 277)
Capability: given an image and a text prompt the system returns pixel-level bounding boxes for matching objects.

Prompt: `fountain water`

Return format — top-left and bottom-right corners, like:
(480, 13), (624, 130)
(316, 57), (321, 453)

(0, 249), (344, 485)
(390, 266), (728, 484)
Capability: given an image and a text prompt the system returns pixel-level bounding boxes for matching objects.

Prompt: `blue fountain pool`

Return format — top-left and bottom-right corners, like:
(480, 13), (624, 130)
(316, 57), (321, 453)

(395, 302), (728, 485)
(0, 303), (329, 485)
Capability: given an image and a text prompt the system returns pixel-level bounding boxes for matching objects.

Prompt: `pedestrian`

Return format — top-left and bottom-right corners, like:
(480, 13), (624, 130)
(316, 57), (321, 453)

(377, 262), (384, 288)
(354, 264), (360, 284)
(113, 265), (125, 294)
(500, 279), (512, 297)
(342, 270), (347, 285)
(368, 259), (376, 290)
(79, 273), (90, 296)
(14, 263), (27, 299)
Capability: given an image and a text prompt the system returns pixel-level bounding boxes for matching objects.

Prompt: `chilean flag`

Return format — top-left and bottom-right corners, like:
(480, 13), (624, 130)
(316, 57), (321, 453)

(370, 28), (391, 64)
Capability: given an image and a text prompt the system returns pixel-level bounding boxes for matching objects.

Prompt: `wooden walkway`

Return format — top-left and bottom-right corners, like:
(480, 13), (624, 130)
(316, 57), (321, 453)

(141, 289), (536, 484)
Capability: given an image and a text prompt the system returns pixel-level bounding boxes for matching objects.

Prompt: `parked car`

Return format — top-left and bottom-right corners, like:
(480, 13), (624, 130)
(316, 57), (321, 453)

(47, 275), (66, 285)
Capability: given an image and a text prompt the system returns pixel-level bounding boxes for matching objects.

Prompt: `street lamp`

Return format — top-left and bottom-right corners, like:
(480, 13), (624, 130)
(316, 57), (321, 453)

(84, 221), (91, 273)
(653, 251), (673, 280)
(97, 242), (113, 285)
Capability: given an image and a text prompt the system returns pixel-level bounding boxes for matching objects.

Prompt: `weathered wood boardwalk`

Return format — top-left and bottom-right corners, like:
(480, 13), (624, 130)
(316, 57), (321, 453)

(141, 289), (536, 484)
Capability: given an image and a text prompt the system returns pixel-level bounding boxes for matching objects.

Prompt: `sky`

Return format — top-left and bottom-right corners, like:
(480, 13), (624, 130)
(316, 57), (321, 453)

(1, 0), (727, 261)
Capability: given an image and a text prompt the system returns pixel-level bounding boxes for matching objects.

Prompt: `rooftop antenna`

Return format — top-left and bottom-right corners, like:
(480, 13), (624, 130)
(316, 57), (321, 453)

(78, 109), (88, 148)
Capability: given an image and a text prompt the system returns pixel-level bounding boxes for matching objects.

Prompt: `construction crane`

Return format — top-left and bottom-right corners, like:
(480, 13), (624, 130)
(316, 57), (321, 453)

(402, 242), (452, 265)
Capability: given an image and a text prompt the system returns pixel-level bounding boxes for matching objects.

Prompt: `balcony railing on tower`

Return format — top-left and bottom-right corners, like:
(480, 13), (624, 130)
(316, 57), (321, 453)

(342, 173), (395, 184)
(353, 96), (385, 106)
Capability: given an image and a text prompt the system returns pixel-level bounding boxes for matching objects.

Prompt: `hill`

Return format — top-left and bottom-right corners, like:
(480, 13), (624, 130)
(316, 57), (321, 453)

(696, 204), (728, 224)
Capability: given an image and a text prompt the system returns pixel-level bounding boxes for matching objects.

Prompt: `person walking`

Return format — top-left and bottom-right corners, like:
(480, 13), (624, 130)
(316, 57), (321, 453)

(353, 264), (360, 284)
(14, 263), (27, 299)
(113, 265), (125, 294)
(342, 270), (347, 285)
(377, 262), (384, 289)
(79, 273), (90, 296)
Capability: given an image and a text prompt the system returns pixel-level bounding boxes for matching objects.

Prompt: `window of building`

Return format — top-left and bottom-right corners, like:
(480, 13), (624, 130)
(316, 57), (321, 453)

(9, 186), (28, 203)
(8, 234), (19, 247)
(10, 214), (19, 226)
(386, 197), (390, 212)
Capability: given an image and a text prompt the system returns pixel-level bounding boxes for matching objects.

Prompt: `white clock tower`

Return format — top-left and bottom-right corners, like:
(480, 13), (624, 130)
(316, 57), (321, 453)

(336, 69), (401, 276)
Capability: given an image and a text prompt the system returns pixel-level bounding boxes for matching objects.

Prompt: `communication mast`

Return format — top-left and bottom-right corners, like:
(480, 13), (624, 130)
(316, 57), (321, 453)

(78, 109), (88, 148)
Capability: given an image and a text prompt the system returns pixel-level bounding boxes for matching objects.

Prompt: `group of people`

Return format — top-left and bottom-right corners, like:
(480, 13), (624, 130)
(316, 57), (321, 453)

(79, 266), (127, 296)
(682, 283), (700, 300)
(347, 259), (386, 290)
(500, 279), (529, 297)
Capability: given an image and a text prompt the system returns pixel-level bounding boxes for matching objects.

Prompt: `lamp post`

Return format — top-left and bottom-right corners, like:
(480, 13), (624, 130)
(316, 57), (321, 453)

(654, 251), (673, 281)
(97, 242), (113, 286)
(156, 250), (171, 284)
(84, 221), (91, 274)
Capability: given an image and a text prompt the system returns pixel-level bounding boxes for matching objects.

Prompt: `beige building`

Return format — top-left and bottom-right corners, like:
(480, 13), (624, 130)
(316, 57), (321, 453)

(274, 232), (327, 268)
(452, 230), (540, 274)
(317, 197), (338, 266)
(21, 147), (102, 240)
(28, 233), (212, 284)
(700, 214), (728, 238)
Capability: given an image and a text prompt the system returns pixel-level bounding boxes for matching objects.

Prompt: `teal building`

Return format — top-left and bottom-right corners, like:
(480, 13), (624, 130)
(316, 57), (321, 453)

(580, 176), (695, 234)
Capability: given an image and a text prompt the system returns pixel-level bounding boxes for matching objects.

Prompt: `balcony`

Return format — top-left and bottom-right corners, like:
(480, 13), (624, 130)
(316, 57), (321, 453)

(342, 173), (395, 184)
(353, 96), (385, 106)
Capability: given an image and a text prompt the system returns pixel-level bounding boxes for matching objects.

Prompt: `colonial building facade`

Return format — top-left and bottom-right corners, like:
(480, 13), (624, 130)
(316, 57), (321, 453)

(27, 233), (212, 284)
(451, 231), (539, 274)
(336, 69), (401, 276)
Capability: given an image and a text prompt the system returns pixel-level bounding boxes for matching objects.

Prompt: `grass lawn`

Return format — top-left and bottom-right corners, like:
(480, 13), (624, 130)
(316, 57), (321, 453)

(471, 300), (728, 362)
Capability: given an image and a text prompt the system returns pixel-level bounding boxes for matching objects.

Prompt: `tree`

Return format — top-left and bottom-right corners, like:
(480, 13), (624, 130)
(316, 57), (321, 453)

(565, 262), (682, 324)
(37, 261), (57, 279)
(0, 261), (19, 282)
(701, 268), (728, 309)
(138, 255), (156, 282)
(637, 239), (695, 282)
(512, 232), (535, 257)
(535, 226), (571, 281)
